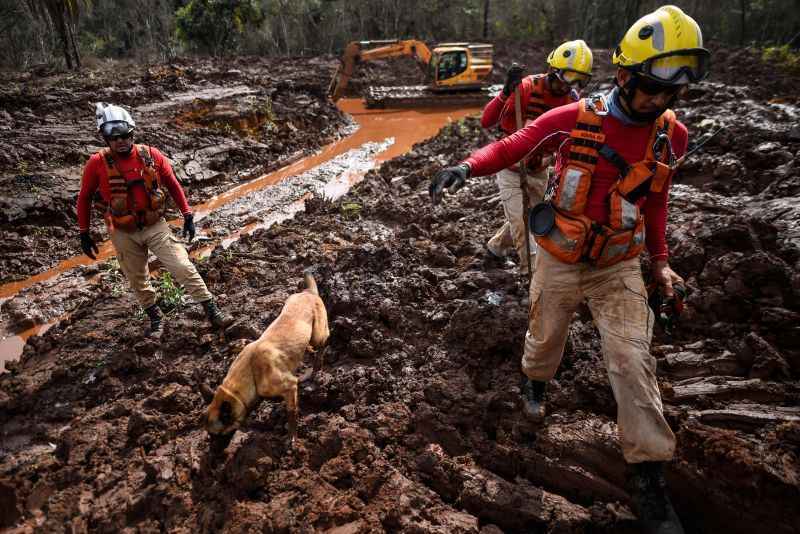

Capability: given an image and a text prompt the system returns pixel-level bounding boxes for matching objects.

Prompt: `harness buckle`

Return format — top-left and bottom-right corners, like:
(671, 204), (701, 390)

(586, 93), (609, 116)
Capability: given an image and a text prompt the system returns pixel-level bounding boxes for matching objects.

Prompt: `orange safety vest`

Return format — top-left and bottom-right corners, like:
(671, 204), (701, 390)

(99, 144), (166, 233)
(500, 74), (570, 172)
(534, 95), (676, 268)
(499, 74), (556, 133)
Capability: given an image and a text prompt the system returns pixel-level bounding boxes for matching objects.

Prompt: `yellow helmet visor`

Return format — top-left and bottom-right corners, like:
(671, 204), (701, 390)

(640, 49), (710, 84)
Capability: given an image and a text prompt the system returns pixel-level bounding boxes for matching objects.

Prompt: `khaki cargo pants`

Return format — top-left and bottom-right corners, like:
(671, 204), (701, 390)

(486, 167), (549, 273)
(110, 219), (212, 309)
(522, 249), (676, 463)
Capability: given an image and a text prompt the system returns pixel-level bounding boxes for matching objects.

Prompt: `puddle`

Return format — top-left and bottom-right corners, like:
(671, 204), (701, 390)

(0, 99), (481, 368)
(0, 321), (56, 373)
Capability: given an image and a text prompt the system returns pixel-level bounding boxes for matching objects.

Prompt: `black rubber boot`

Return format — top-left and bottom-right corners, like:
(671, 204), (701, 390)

(629, 461), (685, 534)
(144, 304), (164, 338)
(520, 377), (546, 422)
(202, 299), (233, 329)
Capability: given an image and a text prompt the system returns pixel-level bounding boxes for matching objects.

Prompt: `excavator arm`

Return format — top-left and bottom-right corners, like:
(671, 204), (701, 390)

(328, 39), (433, 102)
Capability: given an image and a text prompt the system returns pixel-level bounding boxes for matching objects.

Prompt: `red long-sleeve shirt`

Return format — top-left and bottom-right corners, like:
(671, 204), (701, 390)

(77, 146), (190, 231)
(466, 102), (688, 261)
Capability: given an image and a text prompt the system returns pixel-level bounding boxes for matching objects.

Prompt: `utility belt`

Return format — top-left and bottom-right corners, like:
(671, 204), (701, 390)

(529, 162), (651, 268)
(529, 203), (646, 268)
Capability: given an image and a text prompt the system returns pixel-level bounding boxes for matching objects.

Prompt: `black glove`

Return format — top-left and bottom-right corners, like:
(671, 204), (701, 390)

(182, 213), (195, 242)
(80, 231), (98, 260)
(502, 63), (526, 97)
(648, 282), (686, 336)
(429, 163), (470, 206)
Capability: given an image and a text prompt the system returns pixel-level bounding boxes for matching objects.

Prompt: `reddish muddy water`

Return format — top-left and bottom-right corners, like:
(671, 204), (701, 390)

(0, 99), (481, 369)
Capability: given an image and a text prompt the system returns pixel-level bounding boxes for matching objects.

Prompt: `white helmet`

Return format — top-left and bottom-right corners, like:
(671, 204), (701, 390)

(95, 103), (135, 137)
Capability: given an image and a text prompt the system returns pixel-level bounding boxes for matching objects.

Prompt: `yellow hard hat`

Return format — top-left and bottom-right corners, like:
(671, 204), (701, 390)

(612, 5), (710, 84)
(547, 39), (593, 76)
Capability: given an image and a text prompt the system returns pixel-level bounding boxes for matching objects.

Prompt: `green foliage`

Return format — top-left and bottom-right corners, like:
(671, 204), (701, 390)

(762, 44), (800, 73)
(339, 201), (362, 219)
(100, 257), (127, 298)
(155, 271), (185, 312)
(175, 0), (262, 55)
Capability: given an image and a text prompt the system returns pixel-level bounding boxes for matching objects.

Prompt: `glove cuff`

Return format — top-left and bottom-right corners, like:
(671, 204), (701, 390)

(458, 163), (471, 179)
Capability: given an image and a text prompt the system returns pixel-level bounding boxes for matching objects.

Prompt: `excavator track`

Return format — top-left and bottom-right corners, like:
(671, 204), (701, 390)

(365, 84), (503, 108)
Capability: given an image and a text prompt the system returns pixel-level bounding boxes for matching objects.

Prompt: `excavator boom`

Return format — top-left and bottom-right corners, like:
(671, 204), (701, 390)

(328, 40), (432, 102)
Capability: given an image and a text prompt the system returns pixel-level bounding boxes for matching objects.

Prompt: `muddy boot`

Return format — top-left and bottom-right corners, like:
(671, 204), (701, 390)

(520, 377), (546, 422)
(202, 299), (233, 329)
(629, 461), (685, 534)
(144, 304), (164, 339)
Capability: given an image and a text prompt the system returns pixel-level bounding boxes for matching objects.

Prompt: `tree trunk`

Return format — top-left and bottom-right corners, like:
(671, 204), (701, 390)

(67, 18), (80, 69)
(740, 0), (747, 45)
(483, 0), (490, 39)
(57, 19), (72, 69)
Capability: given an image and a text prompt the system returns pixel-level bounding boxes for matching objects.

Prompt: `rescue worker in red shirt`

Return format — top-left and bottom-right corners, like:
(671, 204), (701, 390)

(430, 6), (709, 533)
(78, 104), (233, 337)
(483, 40), (592, 275)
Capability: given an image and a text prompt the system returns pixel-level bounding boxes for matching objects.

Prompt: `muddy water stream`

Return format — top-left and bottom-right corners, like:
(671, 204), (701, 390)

(0, 99), (481, 370)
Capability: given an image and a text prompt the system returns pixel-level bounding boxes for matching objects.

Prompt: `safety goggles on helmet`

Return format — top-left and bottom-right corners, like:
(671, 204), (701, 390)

(554, 68), (592, 88)
(631, 49), (710, 84)
(101, 121), (134, 139)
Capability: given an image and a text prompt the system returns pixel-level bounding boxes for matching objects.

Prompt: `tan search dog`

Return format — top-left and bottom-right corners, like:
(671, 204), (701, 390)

(205, 271), (329, 442)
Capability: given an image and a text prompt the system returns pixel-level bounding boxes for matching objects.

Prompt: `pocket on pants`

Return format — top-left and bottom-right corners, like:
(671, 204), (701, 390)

(528, 284), (544, 340)
(621, 273), (652, 342)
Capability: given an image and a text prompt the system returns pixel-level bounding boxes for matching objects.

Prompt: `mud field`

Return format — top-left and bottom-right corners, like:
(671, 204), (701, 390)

(1, 42), (800, 533)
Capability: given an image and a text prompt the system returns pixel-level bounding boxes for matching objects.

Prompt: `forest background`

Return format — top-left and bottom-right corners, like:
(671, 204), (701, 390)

(3, 0), (799, 72)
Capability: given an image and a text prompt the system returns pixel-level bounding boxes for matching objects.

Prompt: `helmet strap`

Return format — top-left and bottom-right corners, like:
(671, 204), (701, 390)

(618, 73), (673, 123)
(546, 71), (570, 96)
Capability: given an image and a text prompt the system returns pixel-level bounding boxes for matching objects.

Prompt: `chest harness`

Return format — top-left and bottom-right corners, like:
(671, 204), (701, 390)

(99, 144), (166, 233)
(532, 95), (676, 268)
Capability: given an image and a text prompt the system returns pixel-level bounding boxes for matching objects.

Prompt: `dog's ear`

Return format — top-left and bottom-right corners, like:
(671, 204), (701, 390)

(220, 401), (234, 426)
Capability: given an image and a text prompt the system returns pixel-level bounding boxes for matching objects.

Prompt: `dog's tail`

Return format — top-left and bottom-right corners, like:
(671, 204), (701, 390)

(304, 271), (318, 295)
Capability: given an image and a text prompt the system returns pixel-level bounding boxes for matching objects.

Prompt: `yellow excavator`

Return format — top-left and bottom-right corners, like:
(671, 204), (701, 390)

(328, 39), (499, 108)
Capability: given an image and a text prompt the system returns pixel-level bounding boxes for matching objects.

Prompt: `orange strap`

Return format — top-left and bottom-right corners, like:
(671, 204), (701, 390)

(567, 97), (606, 175)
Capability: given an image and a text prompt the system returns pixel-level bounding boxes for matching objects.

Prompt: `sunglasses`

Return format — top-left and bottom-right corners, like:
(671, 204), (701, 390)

(106, 131), (133, 142)
(635, 76), (683, 96)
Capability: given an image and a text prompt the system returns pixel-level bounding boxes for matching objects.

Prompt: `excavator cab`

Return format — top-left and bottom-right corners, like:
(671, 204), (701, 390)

(429, 43), (493, 92)
(433, 50), (468, 82)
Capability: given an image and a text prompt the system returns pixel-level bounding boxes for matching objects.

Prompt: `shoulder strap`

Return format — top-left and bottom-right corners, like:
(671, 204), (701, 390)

(136, 144), (161, 189)
(567, 98), (605, 172)
(650, 110), (677, 164)
(101, 148), (115, 169)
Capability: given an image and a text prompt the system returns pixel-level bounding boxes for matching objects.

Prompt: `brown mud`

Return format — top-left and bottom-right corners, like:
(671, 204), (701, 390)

(1, 43), (799, 533)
